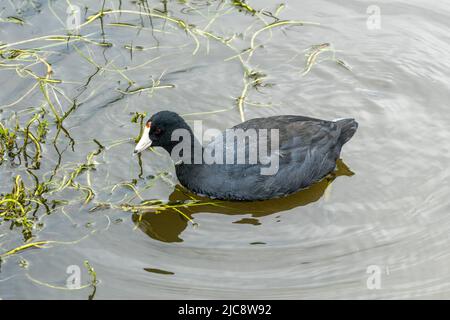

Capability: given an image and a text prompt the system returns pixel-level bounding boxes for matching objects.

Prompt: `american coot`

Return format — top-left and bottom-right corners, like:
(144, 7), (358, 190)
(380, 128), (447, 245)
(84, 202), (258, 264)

(134, 111), (358, 201)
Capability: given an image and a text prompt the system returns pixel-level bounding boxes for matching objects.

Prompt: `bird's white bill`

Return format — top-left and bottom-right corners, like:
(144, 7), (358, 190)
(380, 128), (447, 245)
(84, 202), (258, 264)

(134, 127), (152, 154)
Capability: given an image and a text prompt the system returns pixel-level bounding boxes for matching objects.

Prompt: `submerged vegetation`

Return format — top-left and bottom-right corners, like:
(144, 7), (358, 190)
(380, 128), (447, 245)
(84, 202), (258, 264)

(0, 109), (48, 168)
(0, 0), (351, 295)
(0, 175), (49, 241)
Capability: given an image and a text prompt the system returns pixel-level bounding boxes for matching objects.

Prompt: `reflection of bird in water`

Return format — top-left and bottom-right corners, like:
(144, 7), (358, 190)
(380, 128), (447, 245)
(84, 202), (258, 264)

(132, 159), (354, 243)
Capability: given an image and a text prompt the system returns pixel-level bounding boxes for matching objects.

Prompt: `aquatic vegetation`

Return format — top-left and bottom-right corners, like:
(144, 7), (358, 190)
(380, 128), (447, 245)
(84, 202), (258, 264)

(119, 198), (213, 222)
(302, 43), (352, 75)
(1, 240), (51, 259)
(0, 16), (26, 25)
(0, 46), (75, 149)
(0, 175), (49, 241)
(231, 0), (257, 15)
(131, 112), (148, 143)
(0, 111), (48, 168)
(52, 140), (104, 205)
(0, 121), (18, 164)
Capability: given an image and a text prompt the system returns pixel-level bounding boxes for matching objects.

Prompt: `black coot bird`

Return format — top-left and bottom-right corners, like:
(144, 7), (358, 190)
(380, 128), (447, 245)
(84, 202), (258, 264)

(134, 111), (358, 201)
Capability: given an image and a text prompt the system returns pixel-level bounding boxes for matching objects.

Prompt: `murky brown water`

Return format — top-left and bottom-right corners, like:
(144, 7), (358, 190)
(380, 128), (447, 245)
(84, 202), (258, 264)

(1, 0), (450, 299)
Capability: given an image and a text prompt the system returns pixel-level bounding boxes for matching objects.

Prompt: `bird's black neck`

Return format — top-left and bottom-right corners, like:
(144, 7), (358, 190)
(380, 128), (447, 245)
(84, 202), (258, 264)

(164, 125), (204, 165)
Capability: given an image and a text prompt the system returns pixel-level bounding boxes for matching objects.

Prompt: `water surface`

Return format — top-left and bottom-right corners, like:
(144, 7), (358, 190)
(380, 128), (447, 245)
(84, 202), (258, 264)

(1, 0), (450, 299)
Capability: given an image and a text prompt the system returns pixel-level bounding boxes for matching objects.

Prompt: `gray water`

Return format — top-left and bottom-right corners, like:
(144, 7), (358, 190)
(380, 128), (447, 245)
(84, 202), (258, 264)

(1, 0), (450, 299)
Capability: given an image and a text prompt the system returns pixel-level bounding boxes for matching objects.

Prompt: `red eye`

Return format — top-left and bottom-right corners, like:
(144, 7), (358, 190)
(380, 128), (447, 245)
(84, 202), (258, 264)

(154, 127), (162, 135)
